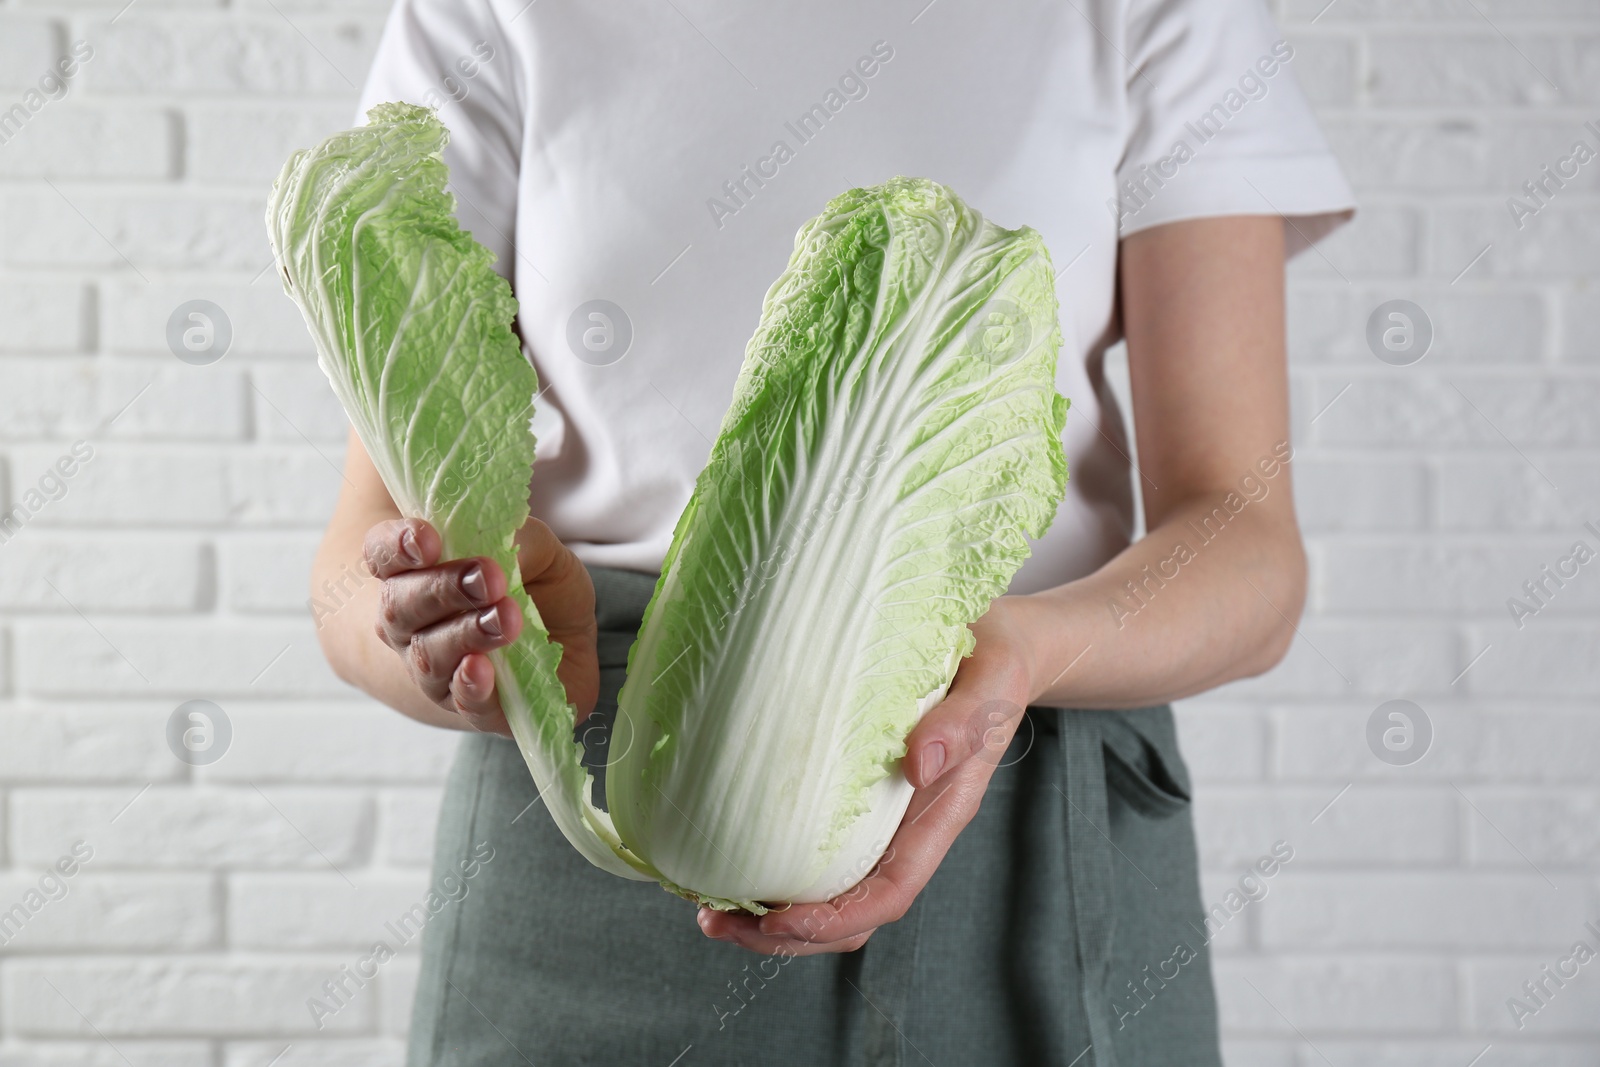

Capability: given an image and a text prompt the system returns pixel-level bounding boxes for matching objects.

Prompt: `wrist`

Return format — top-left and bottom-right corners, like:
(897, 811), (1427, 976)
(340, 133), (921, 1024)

(982, 593), (1050, 707)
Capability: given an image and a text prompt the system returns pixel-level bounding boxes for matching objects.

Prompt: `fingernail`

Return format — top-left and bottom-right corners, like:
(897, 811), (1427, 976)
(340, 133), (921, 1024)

(399, 527), (423, 566)
(918, 741), (946, 785)
(477, 606), (503, 638)
(461, 563), (486, 603)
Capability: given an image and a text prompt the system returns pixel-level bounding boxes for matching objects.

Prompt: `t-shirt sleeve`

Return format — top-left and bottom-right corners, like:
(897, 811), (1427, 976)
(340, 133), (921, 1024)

(1116, 0), (1354, 256)
(356, 0), (523, 278)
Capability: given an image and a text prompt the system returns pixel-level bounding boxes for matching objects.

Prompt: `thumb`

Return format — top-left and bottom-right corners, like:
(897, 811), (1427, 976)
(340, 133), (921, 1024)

(903, 687), (1027, 789)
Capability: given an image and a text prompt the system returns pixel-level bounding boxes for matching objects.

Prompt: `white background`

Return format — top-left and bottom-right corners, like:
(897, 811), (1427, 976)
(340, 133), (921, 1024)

(0, 0), (1597, 1064)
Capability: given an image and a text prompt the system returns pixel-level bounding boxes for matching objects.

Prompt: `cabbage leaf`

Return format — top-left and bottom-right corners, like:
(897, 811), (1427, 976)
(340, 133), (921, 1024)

(266, 103), (652, 883)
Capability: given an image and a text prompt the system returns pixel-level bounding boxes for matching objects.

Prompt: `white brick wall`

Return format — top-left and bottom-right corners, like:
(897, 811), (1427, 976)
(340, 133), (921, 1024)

(0, 0), (1594, 1064)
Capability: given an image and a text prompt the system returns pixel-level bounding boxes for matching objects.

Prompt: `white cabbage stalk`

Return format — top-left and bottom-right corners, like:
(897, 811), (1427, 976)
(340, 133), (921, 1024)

(268, 104), (1069, 914)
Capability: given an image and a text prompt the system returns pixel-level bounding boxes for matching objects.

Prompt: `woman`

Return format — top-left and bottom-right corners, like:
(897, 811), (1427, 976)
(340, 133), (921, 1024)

(314, 0), (1353, 1063)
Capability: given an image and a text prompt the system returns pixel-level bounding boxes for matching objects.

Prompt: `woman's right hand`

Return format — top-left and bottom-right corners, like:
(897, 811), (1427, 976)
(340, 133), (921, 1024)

(362, 516), (598, 736)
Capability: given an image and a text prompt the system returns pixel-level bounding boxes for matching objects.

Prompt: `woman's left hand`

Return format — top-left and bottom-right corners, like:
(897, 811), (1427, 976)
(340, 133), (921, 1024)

(697, 595), (1041, 955)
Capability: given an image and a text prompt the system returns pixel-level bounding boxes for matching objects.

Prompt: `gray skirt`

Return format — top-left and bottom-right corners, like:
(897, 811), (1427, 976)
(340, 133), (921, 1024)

(406, 566), (1222, 1067)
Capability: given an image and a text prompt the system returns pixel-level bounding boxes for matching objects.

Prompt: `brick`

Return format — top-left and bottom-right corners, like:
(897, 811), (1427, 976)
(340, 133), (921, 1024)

(1322, 118), (1492, 192)
(1291, 1042), (1600, 1066)
(1173, 706), (1268, 782)
(1, 364), (248, 447)
(1289, 285), (1545, 364)
(188, 102), (356, 183)
(1288, 206), (1419, 280)
(1487, 121), (1600, 196)
(0, 105), (174, 179)
(1259, 873), (1584, 948)
(10, 787), (371, 868)
(228, 872), (434, 949)
(1469, 711), (1600, 781)
(0, 626), (11, 700)
(1563, 287), (1600, 363)
(1280, 700), (1600, 783)
(104, 280), (316, 360)
(1213, 957), (1455, 1033)
(228, 448), (347, 525)
(1313, 375), (1600, 448)
(1467, 956), (1600, 1034)
(1433, 204), (1600, 281)
(1212, 622), (1461, 698)
(376, 789), (443, 867)
(97, 361), (251, 442)
(223, 1040), (408, 1067)
(1320, 540), (1600, 615)
(1433, 458), (1599, 531)
(6, 446), (230, 526)
(0, 873), (216, 949)
(0, 535), (206, 611)
(196, 704), (458, 783)
(1370, 33), (1596, 106)
(0, 360), (98, 438)
(252, 364), (350, 443)
(81, 16), (382, 97)
(1195, 788), (1458, 868)
(1465, 623), (1600, 697)
(1198, 873), (1256, 952)
(0, 16), (60, 89)
(0, 1042), (214, 1067)
(14, 619), (348, 696)
(1462, 789), (1600, 867)
(0, 282), (89, 353)
(1294, 458), (1429, 532)
(1217, 1043), (1296, 1067)
(6, 443), (344, 530)
(1273, 702), (1447, 782)
(0, 706), (184, 783)
(1286, 372), (1316, 445)
(3, 189), (270, 271)
(1423, 289), (1547, 363)
(2, 958), (373, 1036)
(378, 956), (419, 1039)
(1475, 0), (1600, 12)
(221, 531), (323, 613)
(1283, 34), (1355, 106)
(1276, 705), (1600, 783)
(0, 360), (247, 443)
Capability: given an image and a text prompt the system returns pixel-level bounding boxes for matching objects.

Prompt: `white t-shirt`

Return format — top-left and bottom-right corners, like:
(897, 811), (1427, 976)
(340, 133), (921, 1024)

(356, 0), (1353, 591)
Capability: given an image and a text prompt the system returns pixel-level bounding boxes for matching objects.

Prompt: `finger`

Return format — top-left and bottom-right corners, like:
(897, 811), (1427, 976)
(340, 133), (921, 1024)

(699, 909), (874, 956)
(514, 518), (599, 719)
(903, 691), (1026, 789)
(363, 518), (441, 579)
(405, 597), (523, 703)
(757, 761), (989, 943)
(375, 556), (508, 648)
(448, 653), (511, 736)
(516, 519), (596, 637)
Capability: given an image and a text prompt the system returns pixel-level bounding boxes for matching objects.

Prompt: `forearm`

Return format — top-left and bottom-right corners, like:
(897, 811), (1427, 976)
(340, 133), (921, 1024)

(1014, 470), (1306, 710)
(312, 501), (473, 731)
